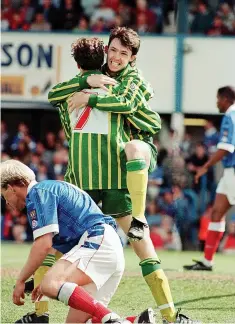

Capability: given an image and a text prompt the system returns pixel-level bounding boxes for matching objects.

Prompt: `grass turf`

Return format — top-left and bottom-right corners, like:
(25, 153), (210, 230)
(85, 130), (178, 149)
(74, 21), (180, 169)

(1, 242), (235, 323)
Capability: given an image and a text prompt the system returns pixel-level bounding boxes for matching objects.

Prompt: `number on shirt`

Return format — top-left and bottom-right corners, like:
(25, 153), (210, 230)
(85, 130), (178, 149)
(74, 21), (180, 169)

(74, 106), (92, 130)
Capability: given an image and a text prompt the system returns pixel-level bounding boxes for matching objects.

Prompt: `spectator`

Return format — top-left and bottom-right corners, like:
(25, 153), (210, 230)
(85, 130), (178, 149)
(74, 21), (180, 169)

(44, 131), (56, 151)
(13, 140), (32, 164)
(116, 1), (134, 26)
(91, 0), (116, 29)
(134, 0), (156, 33)
(103, 0), (119, 12)
(190, 2), (214, 34)
(180, 132), (193, 159)
(148, 0), (164, 33)
(19, 0), (35, 24)
(204, 120), (219, 155)
(9, 10), (30, 30)
(60, 0), (81, 30)
(30, 11), (51, 30)
(36, 162), (49, 181)
(186, 142), (210, 192)
(48, 150), (67, 179)
(217, 2), (235, 32)
(207, 15), (230, 35)
(172, 185), (195, 250)
(163, 155), (193, 188)
(36, 0), (60, 30)
(11, 122), (29, 151)
(81, 0), (100, 17)
(73, 15), (89, 31)
(1, 121), (10, 153)
(11, 210), (28, 243)
(91, 17), (107, 32)
(29, 152), (41, 174)
(1, 0), (14, 24)
(146, 200), (162, 227)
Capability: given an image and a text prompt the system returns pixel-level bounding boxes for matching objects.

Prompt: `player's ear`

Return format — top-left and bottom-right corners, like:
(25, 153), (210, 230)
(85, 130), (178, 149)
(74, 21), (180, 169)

(130, 55), (136, 67)
(104, 45), (108, 54)
(77, 64), (81, 70)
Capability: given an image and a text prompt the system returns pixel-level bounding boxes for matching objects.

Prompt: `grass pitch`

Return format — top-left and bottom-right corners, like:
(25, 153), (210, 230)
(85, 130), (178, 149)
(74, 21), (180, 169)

(1, 242), (235, 323)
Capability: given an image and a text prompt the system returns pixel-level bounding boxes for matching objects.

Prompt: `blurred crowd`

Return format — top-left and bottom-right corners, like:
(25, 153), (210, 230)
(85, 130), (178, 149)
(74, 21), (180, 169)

(189, 1), (235, 35)
(1, 119), (235, 253)
(1, 0), (235, 35)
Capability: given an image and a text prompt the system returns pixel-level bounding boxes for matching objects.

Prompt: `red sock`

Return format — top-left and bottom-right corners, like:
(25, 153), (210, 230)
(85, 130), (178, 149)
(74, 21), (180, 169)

(204, 222), (225, 261)
(126, 316), (136, 323)
(68, 286), (111, 322)
(93, 315), (136, 323)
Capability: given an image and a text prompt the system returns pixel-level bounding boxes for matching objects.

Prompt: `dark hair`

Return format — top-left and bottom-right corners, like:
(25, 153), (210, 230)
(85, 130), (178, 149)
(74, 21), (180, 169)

(196, 141), (206, 149)
(217, 86), (235, 102)
(108, 27), (140, 56)
(71, 37), (104, 70)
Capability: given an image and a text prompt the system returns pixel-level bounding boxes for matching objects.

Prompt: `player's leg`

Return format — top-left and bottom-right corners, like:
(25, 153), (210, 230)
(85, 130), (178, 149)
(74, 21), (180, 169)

(102, 191), (200, 324)
(116, 214), (176, 323)
(103, 191), (176, 322)
(14, 251), (56, 324)
(65, 264), (156, 324)
(34, 252), (56, 316)
(124, 140), (151, 241)
(66, 259), (124, 323)
(40, 224), (125, 323)
(184, 169), (235, 271)
(184, 193), (230, 271)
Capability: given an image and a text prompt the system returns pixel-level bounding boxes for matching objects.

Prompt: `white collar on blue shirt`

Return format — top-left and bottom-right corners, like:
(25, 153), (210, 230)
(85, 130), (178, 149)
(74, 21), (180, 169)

(225, 103), (235, 115)
(27, 180), (38, 194)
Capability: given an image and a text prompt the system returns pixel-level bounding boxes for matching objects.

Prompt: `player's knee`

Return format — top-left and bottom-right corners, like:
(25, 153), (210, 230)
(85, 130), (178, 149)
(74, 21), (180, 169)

(125, 140), (149, 161)
(125, 140), (141, 156)
(40, 274), (61, 298)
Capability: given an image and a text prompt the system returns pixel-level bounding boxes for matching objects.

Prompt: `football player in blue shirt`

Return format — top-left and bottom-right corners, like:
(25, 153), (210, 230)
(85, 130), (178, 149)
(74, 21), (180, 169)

(184, 86), (235, 271)
(1, 160), (155, 324)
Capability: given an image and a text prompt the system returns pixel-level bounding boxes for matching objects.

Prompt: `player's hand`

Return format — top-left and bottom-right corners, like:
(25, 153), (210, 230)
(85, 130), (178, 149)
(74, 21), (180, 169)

(68, 92), (90, 113)
(32, 285), (43, 303)
(87, 74), (117, 91)
(195, 166), (208, 184)
(13, 280), (25, 306)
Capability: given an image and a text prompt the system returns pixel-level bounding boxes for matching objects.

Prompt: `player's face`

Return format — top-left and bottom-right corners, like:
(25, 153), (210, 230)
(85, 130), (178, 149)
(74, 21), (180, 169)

(2, 185), (26, 211)
(217, 94), (227, 113)
(107, 38), (136, 73)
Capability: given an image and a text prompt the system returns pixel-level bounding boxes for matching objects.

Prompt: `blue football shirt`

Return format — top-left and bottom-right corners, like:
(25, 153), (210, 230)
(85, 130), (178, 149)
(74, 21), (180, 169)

(217, 104), (235, 168)
(26, 180), (116, 253)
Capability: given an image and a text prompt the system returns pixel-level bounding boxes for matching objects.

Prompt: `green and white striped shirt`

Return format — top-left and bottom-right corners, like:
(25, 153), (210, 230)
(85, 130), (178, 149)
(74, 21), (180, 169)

(48, 65), (161, 190)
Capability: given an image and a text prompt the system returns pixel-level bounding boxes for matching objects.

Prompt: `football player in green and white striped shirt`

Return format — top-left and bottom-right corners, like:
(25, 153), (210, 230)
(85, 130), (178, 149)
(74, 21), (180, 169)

(48, 31), (199, 324)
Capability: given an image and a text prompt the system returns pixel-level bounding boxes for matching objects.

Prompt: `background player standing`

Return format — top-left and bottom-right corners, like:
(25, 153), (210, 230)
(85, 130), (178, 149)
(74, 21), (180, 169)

(184, 86), (235, 271)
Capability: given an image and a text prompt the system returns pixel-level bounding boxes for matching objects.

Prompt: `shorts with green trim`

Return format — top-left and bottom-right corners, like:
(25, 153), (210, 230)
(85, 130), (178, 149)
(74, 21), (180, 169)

(86, 189), (132, 218)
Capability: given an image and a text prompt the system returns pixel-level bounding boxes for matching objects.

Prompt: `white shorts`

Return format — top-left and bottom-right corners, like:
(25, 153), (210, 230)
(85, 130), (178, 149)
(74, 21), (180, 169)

(61, 224), (125, 306)
(216, 168), (235, 205)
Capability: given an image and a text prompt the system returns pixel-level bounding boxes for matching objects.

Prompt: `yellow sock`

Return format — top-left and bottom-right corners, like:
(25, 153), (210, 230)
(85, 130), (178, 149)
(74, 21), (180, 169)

(140, 258), (176, 322)
(126, 159), (148, 222)
(34, 254), (55, 316)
